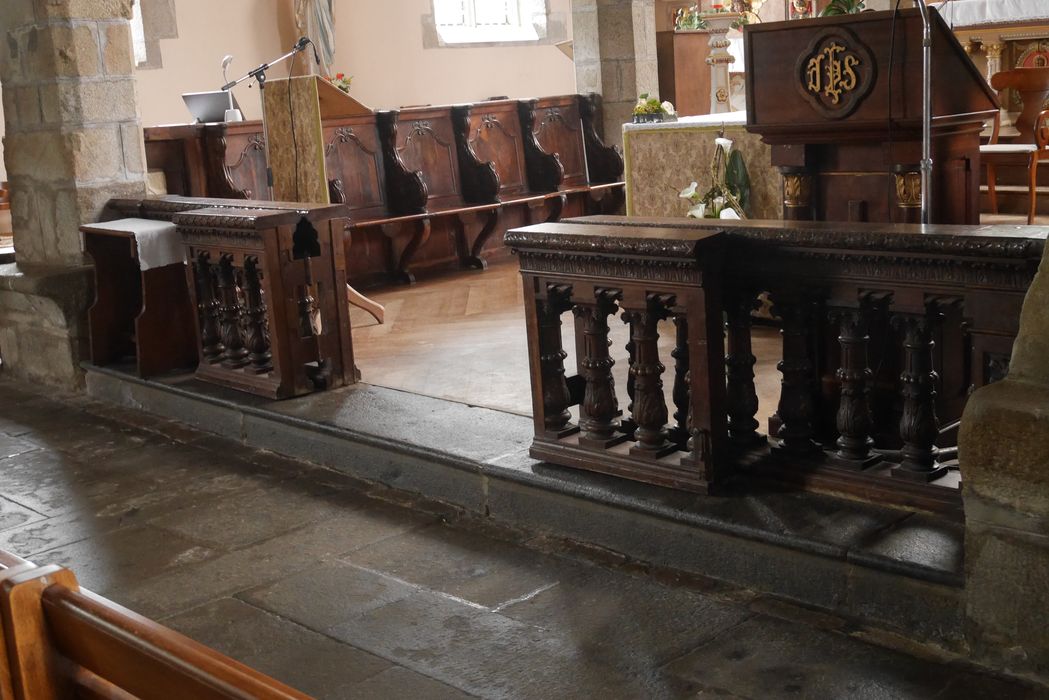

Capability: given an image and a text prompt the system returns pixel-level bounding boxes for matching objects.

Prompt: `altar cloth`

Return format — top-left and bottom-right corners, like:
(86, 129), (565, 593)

(931, 0), (1049, 28)
(83, 218), (185, 271)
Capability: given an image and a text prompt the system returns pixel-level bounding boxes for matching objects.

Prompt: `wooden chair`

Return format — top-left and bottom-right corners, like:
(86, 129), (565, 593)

(982, 68), (1049, 224)
(0, 551), (310, 699)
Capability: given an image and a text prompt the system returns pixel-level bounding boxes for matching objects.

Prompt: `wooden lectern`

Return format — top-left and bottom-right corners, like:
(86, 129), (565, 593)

(744, 8), (998, 224)
(262, 76), (371, 204)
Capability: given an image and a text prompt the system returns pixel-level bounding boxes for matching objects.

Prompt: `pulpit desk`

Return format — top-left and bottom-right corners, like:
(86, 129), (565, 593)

(82, 219), (197, 377)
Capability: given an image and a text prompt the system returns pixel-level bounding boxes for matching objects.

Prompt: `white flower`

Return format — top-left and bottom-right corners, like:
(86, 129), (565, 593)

(713, 195), (725, 209)
(679, 181), (698, 199)
(687, 202), (707, 218)
(715, 136), (733, 154)
(719, 208), (741, 219)
(661, 101), (677, 116)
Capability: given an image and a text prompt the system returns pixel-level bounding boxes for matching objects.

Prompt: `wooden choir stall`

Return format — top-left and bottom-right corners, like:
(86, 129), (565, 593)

(744, 8), (999, 224)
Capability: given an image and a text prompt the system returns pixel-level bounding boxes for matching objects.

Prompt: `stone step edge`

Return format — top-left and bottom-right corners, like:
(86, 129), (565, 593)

(83, 365), (967, 649)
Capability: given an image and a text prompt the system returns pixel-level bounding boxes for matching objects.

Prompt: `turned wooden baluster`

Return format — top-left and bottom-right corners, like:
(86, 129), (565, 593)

(216, 254), (249, 368)
(194, 252), (224, 363)
(621, 336), (637, 435)
(725, 291), (763, 445)
(670, 315), (690, 447)
(538, 284), (575, 436)
(624, 294), (676, 456)
(832, 305), (877, 468)
(574, 288), (624, 446)
(771, 293), (821, 455)
(242, 256), (272, 373)
(893, 304), (948, 481)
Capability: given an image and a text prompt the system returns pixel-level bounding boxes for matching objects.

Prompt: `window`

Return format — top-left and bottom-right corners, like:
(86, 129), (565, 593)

(130, 0), (148, 66)
(432, 0), (547, 45)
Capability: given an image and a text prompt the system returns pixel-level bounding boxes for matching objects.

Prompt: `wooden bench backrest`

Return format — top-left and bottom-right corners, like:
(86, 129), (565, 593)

(204, 122), (269, 200)
(323, 114), (389, 219)
(456, 100), (530, 198)
(524, 95), (589, 188)
(0, 552), (311, 700)
(384, 106), (466, 212)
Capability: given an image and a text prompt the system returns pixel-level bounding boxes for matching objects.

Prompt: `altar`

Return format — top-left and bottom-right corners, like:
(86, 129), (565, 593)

(623, 112), (780, 219)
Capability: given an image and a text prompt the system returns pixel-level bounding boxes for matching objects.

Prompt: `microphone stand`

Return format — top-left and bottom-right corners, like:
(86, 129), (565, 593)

(220, 38), (312, 200)
(913, 0), (933, 225)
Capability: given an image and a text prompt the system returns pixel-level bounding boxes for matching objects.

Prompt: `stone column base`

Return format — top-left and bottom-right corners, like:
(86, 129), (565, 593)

(0, 263), (93, 389)
(961, 379), (1049, 681)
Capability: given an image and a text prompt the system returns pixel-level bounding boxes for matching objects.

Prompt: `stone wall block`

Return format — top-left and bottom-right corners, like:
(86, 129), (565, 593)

(3, 131), (75, 180)
(100, 20), (133, 75)
(33, 0), (134, 21)
(119, 121), (145, 175)
(965, 522), (1049, 675)
(22, 24), (101, 80)
(39, 78), (138, 124)
(597, 6), (636, 61)
(69, 125), (124, 180)
(12, 85), (42, 128)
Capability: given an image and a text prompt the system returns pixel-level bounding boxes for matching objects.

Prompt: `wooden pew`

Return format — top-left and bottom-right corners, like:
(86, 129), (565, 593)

(377, 106), (502, 279)
(521, 93), (626, 215)
(452, 99), (566, 268)
(0, 551), (310, 700)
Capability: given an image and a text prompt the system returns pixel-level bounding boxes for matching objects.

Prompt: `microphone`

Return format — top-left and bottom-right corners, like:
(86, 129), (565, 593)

(294, 36), (322, 66)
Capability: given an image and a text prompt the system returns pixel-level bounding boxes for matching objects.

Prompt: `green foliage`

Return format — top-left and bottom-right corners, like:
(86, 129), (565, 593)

(819, 0), (866, 16)
(725, 150), (751, 215)
(633, 94), (667, 116)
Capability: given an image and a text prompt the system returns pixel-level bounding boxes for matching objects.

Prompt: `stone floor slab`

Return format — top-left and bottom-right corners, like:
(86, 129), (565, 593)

(344, 666), (476, 700)
(343, 522), (580, 609)
(240, 560), (417, 633)
(162, 597), (393, 699)
(663, 614), (959, 699)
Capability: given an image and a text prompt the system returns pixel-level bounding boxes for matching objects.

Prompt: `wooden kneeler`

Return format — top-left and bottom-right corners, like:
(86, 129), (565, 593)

(0, 553), (311, 700)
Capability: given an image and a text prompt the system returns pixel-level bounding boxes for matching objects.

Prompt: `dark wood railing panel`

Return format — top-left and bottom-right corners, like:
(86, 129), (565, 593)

(509, 217), (1046, 510)
(511, 222), (727, 493)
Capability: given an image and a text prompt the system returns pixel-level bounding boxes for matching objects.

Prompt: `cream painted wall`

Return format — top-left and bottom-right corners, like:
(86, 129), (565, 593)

(136, 0), (576, 126)
(332, 0), (576, 109)
(135, 0), (286, 126)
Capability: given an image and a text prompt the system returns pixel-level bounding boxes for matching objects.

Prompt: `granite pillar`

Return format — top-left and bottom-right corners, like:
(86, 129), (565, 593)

(572, 0), (658, 148)
(960, 242), (1049, 681)
(0, 0), (147, 386)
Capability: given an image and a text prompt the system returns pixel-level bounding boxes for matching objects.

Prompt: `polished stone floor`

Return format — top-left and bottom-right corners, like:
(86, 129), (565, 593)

(0, 375), (1045, 699)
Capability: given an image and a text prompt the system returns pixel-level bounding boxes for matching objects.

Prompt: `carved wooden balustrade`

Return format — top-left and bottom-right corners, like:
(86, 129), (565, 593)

(509, 223), (728, 493)
(103, 197), (358, 399)
(508, 218), (1047, 511)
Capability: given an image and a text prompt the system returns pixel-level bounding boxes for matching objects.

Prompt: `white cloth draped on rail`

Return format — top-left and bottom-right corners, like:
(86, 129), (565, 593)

(931, 0), (1049, 28)
(295, 0), (336, 77)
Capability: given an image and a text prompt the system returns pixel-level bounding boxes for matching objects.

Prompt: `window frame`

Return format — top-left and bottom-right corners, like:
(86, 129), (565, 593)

(430, 0), (548, 47)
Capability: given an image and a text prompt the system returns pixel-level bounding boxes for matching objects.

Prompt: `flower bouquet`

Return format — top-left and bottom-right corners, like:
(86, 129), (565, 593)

(328, 72), (352, 94)
(632, 94), (677, 124)
(679, 134), (751, 219)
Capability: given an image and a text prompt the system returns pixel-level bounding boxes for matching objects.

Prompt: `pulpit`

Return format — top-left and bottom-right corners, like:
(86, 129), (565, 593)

(745, 8), (998, 224)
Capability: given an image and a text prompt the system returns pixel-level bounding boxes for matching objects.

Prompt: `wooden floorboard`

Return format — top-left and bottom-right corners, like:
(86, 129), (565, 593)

(350, 260), (783, 426)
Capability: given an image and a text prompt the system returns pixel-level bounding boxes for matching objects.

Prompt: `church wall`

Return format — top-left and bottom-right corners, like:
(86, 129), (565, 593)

(133, 0), (576, 128)
(333, 0), (576, 109)
(135, 0), (286, 126)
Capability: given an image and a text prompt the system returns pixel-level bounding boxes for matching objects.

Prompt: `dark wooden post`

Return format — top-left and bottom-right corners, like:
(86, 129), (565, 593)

(831, 306), (879, 468)
(242, 256), (272, 374)
(194, 252), (224, 363)
(893, 305), (948, 481)
(538, 283), (575, 436)
(771, 293), (821, 456)
(217, 254), (249, 368)
(725, 290), (763, 445)
(575, 288), (625, 447)
(624, 293), (676, 457)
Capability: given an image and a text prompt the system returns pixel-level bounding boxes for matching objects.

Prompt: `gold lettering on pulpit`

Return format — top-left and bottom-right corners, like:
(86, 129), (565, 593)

(806, 43), (861, 105)
(797, 29), (875, 119)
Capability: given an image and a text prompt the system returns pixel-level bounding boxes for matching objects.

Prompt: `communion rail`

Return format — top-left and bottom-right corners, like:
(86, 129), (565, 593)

(506, 217), (1046, 513)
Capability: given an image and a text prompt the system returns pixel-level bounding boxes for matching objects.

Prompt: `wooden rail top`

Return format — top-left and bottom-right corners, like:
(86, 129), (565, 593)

(526, 216), (1049, 257)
